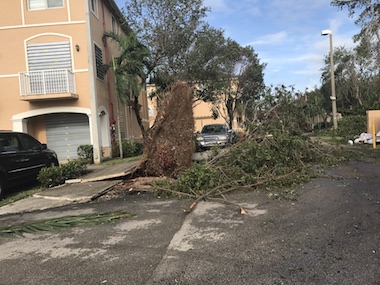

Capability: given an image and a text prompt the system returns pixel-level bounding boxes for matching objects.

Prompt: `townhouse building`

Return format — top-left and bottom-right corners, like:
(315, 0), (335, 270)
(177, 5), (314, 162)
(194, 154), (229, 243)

(0, 0), (148, 163)
(146, 84), (242, 132)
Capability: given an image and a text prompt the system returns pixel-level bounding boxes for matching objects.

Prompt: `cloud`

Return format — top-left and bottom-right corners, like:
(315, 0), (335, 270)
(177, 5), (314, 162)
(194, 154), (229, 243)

(248, 31), (289, 46)
(285, 53), (322, 63)
(209, 1), (342, 91)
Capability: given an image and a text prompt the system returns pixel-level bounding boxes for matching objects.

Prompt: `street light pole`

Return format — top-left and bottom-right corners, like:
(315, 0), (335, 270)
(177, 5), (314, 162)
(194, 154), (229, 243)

(322, 29), (338, 130)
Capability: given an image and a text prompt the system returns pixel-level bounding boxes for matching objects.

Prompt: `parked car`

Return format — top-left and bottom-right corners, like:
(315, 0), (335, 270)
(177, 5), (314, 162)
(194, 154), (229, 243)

(0, 131), (59, 198)
(195, 124), (235, 151)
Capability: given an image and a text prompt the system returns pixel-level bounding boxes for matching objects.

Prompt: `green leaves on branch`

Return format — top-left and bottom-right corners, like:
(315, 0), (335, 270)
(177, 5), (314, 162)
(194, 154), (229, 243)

(331, 0), (380, 62)
(124, 0), (209, 81)
(174, 163), (223, 196)
(102, 31), (150, 105)
(169, 133), (343, 199)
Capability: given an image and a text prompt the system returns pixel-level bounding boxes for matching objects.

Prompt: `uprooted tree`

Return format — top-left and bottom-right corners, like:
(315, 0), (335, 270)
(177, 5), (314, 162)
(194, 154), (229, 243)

(110, 0), (266, 178)
(138, 85), (348, 213)
(142, 83), (195, 177)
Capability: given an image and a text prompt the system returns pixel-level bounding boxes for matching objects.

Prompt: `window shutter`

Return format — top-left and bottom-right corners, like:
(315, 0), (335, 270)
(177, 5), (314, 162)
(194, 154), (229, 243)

(94, 44), (105, 80)
(27, 42), (72, 71)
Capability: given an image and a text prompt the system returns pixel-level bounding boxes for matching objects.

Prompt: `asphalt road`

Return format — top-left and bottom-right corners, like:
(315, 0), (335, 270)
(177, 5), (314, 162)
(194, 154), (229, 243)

(0, 160), (379, 285)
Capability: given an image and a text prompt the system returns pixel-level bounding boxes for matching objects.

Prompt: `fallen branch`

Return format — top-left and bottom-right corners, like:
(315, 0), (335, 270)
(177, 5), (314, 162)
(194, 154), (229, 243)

(150, 186), (196, 198)
(207, 197), (247, 215)
(182, 169), (299, 213)
(182, 180), (244, 213)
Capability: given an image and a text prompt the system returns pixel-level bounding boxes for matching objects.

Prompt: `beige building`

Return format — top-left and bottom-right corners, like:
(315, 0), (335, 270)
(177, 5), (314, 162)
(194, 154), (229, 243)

(0, 0), (148, 163)
(146, 84), (240, 132)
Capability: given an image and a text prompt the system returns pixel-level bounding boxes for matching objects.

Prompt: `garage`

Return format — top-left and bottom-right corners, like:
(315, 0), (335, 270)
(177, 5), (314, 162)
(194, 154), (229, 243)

(46, 113), (91, 161)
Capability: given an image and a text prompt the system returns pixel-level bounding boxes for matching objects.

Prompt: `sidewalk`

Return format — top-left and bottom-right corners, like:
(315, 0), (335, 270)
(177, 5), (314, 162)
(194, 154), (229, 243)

(0, 160), (141, 216)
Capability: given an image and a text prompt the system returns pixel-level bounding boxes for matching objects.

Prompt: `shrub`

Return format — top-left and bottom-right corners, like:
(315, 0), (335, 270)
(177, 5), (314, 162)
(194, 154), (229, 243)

(37, 161), (87, 188)
(112, 140), (143, 158)
(77, 145), (94, 163)
(335, 115), (367, 140)
(317, 115), (367, 141)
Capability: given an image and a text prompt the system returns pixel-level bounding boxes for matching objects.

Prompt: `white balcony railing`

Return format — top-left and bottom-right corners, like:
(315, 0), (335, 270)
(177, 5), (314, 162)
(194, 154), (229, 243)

(19, 69), (76, 96)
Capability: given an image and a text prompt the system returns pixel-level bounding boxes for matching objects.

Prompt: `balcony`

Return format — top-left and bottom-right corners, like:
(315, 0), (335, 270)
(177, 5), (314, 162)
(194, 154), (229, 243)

(19, 69), (78, 101)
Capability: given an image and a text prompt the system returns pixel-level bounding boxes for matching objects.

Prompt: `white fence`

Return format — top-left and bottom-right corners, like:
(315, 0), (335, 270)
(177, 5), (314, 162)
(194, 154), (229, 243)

(19, 69), (76, 96)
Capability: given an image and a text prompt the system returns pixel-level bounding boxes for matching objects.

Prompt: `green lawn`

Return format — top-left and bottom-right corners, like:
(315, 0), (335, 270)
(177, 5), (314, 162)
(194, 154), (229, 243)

(100, 155), (143, 165)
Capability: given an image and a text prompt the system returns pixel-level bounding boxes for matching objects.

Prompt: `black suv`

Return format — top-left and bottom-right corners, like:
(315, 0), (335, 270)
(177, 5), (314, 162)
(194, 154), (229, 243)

(0, 131), (59, 198)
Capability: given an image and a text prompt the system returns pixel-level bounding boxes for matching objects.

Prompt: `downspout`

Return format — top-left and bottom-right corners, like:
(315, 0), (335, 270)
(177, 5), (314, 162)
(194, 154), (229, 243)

(102, 1), (116, 133)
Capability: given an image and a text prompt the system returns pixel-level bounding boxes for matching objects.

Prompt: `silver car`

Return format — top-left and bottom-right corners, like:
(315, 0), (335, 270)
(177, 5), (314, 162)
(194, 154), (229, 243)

(195, 124), (235, 150)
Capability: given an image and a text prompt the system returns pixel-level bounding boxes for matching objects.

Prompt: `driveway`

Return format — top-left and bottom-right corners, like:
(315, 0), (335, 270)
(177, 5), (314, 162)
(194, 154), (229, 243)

(0, 160), (379, 285)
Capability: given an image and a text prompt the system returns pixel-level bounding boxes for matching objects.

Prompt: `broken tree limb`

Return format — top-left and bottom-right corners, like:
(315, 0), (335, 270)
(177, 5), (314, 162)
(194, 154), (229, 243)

(207, 197), (247, 215)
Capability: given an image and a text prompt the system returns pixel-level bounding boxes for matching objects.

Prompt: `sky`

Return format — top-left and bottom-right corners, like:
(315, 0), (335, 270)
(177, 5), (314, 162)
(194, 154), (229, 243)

(115, 0), (360, 92)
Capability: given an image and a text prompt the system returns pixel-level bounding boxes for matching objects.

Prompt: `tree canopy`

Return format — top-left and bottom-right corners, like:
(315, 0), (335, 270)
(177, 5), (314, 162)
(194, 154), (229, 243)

(194, 39), (266, 129)
(122, 0), (209, 84)
(121, 0), (266, 129)
(332, 0), (380, 62)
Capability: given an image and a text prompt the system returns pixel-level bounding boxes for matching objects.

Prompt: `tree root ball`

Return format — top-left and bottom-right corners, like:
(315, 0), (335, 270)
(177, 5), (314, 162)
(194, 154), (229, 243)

(143, 82), (195, 177)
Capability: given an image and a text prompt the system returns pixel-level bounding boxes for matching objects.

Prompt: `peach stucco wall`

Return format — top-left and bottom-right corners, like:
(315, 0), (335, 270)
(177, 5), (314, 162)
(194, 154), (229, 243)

(193, 101), (227, 131)
(0, 0), (90, 131)
(0, 1), (23, 27)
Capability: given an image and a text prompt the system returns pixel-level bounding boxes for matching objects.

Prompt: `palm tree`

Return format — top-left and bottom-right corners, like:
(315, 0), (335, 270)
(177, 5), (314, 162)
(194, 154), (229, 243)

(103, 31), (150, 157)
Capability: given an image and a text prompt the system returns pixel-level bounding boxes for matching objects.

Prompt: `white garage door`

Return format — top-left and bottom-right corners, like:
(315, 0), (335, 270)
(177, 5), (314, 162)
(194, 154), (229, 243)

(46, 113), (91, 161)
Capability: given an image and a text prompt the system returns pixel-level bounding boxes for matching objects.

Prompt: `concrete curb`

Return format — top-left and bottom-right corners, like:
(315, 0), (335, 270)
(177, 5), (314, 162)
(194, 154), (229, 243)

(0, 180), (121, 216)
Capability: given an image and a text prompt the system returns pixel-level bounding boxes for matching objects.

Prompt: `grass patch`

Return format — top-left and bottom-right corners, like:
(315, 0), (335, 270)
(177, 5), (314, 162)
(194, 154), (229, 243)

(343, 143), (380, 162)
(318, 136), (346, 143)
(101, 155), (144, 165)
(0, 210), (135, 238)
(0, 187), (43, 208)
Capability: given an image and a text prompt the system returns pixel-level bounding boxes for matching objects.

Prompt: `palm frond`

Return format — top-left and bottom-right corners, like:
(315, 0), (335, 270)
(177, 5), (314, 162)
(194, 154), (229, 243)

(103, 31), (150, 103)
(0, 210), (135, 238)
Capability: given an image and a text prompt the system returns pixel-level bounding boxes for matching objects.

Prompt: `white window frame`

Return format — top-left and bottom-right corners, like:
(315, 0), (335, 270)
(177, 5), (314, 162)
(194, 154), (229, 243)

(112, 16), (118, 33)
(90, 0), (98, 16)
(28, 0), (64, 10)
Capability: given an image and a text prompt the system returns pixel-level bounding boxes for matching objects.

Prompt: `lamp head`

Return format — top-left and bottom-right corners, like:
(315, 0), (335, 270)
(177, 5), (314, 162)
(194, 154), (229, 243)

(321, 29), (332, 36)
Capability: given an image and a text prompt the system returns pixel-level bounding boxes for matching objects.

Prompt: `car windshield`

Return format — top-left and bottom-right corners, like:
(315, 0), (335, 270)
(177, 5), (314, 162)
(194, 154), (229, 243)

(201, 125), (226, 134)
